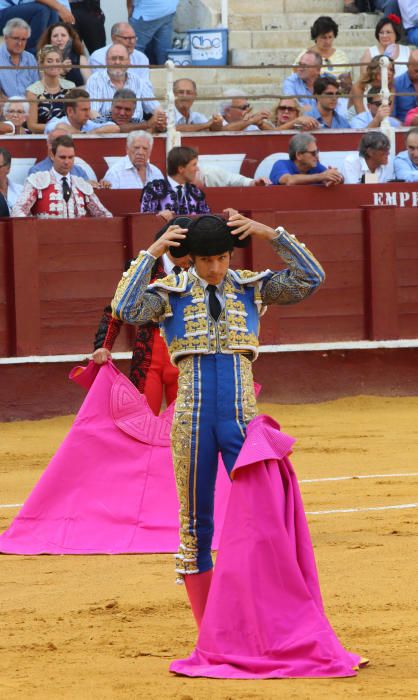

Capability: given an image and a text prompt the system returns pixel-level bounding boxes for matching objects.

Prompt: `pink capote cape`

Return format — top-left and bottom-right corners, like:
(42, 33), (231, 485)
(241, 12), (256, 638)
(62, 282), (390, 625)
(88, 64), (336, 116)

(0, 362), (230, 554)
(170, 415), (362, 679)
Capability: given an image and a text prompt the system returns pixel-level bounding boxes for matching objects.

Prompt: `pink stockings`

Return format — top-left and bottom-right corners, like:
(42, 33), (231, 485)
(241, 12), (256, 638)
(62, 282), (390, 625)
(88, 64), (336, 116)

(184, 570), (213, 628)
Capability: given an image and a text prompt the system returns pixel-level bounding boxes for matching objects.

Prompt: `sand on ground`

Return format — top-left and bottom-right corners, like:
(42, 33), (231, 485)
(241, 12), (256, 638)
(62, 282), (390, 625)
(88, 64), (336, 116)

(0, 396), (417, 700)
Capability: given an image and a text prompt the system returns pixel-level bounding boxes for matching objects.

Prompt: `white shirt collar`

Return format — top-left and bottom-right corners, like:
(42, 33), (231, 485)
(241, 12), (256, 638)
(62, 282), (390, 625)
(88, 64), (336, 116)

(52, 168), (71, 183)
(162, 253), (177, 275)
(168, 175), (183, 191)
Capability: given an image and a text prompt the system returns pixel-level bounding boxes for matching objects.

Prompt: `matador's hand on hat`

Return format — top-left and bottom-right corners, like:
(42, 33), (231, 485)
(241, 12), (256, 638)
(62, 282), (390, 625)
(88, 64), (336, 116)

(148, 225), (188, 258)
(227, 213), (277, 241)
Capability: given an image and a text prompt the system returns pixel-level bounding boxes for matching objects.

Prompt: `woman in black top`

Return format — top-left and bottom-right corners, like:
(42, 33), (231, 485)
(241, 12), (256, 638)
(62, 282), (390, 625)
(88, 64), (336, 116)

(26, 46), (75, 134)
(37, 22), (89, 86)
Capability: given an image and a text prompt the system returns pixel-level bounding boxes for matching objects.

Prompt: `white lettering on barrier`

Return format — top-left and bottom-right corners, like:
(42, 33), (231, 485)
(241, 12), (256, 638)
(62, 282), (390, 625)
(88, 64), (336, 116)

(385, 192), (397, 206)
(399, 192), (410, 207)
(373, 191), (418, 207)
(373, 192), (385, 205)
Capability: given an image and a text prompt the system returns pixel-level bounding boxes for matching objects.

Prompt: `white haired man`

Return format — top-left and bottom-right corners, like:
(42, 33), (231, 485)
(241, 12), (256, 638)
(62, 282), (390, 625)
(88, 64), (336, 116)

(103, 131), (163, 188)
(220, 89), (271, 131)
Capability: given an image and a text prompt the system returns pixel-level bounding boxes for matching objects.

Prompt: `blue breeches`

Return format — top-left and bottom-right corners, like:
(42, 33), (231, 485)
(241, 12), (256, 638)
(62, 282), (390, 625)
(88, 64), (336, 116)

(171, 353), (257, 577)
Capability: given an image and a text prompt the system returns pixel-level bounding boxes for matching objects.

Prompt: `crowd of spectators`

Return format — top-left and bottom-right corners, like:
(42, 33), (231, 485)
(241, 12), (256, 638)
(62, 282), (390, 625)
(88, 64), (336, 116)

(0, 2), (417, 218)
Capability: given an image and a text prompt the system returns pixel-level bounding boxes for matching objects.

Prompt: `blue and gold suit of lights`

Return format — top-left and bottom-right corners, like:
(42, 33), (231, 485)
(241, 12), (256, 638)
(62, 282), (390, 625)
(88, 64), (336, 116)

(112, 229), (325, 576)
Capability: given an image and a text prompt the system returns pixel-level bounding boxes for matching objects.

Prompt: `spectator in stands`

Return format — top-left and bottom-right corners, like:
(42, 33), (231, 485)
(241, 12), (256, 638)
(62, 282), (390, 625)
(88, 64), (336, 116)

(0, 147), (22, 210)
(307, 76), (351, 128)
(45, 87), (119, 135)
(405, 106), (418, 125)
(351, 86), (401, 128)
(0, 19), (38, 98)
(28, 125), (89, 177)
(343, 0), (360, 13)
(140, 146), (210, 214)
(342, 132), (394, 183)
(194, 165), (270, 187)
(219, 89), (271, 131)
(0, 1), (74, 55)
(282, 51), (322, 109)
(393, 50), (418, 123)
(270, 133), (344, 186)
(89, 22), (149, 84)
(104, 131), (163, 188)
(37, 22), (89, 86)
(294, 16), (350, 80)
(12, 134), (112, 218)
(371, 1), (401, 17)
(128, 0), (179, 65)
(393, 126), (418, 180)
(398, 0), (418, 47)
(94, 88), (166, 133)
(360, 16), (409, 80)
(174, 78), (223, 132)
(86, 43), (160, 123)
(26, 45), (75, 134)
(269, 97), (320, 130)
(3, 96), (30, 134)
(351, 55), (395, 115)
(69, 0), (105, 55)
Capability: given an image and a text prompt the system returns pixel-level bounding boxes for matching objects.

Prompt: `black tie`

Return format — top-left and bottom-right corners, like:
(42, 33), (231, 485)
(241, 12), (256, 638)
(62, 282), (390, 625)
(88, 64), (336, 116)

(62, 176), (71, 202)
(172, 265), (181, 274)
(207, 284), (221, 321)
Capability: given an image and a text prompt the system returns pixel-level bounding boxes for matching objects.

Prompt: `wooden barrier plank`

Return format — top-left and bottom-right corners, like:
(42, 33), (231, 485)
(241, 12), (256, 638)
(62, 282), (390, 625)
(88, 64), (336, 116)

(363, 206), (399, 340)
(0, 221), (12, 355)
(10, 219), (41, 355)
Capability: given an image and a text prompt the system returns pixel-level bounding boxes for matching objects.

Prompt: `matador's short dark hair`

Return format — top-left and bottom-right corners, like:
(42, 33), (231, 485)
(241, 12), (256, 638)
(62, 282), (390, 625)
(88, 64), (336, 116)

(167, 146), (199, 176)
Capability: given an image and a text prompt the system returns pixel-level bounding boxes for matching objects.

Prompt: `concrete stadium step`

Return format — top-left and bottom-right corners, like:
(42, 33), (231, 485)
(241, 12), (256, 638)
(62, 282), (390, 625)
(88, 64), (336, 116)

(229, 28), (375, 50)
(230, 46), (364, 67)
(238, 12), (379, 30)
(228, 0), (348, 13)
(228, 12), (379, 31)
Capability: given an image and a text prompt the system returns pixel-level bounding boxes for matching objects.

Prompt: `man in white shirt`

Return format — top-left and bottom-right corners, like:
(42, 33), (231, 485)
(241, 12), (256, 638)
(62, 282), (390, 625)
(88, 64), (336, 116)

(12, 134), (112, 218)
(342, 131), (394, 184)
(104, 131), (163, 188)
(45, 87), (119, 135)
(86, 43), (159, 122)
(89, 22), (149, 82)
(174, 78), (223, 132)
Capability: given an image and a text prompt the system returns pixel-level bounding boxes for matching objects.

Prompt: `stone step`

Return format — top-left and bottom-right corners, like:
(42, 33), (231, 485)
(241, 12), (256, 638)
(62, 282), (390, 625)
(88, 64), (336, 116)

(229, 12), (379, 31)
(229, 28), (375, 50)
(230, 46), (364, 67)
(231, 12), (379, 30)
(228, 0), (346, 12)
(150, 66), (285, 92)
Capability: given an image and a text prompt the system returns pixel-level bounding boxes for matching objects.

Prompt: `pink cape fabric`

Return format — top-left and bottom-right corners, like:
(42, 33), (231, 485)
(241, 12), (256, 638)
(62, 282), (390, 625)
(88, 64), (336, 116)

(170, 415), (362, 679)
(0, 362), (230, 554)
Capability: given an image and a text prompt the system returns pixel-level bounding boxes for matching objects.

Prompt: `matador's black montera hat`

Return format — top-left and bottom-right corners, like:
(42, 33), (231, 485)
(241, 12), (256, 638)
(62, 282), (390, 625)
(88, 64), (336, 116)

(169, 214), (250, 258)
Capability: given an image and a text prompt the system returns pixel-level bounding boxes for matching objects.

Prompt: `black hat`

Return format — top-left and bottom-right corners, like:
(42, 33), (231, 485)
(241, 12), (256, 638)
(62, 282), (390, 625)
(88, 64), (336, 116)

(154, 215), (194, 258)
(184, 215), (249, 257)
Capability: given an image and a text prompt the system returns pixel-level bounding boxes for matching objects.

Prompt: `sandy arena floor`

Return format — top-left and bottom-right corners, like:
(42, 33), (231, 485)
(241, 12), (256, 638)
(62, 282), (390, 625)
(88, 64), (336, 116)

(1, 396), (417, 700)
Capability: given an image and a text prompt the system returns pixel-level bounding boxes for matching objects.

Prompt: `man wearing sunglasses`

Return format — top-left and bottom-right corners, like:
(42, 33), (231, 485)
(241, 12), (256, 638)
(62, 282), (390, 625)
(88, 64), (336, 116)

(307, 76), (351, 129)
(351, 86), (401, 129)
(220, 89), (271, 132)
(270, 133), (344, 186)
